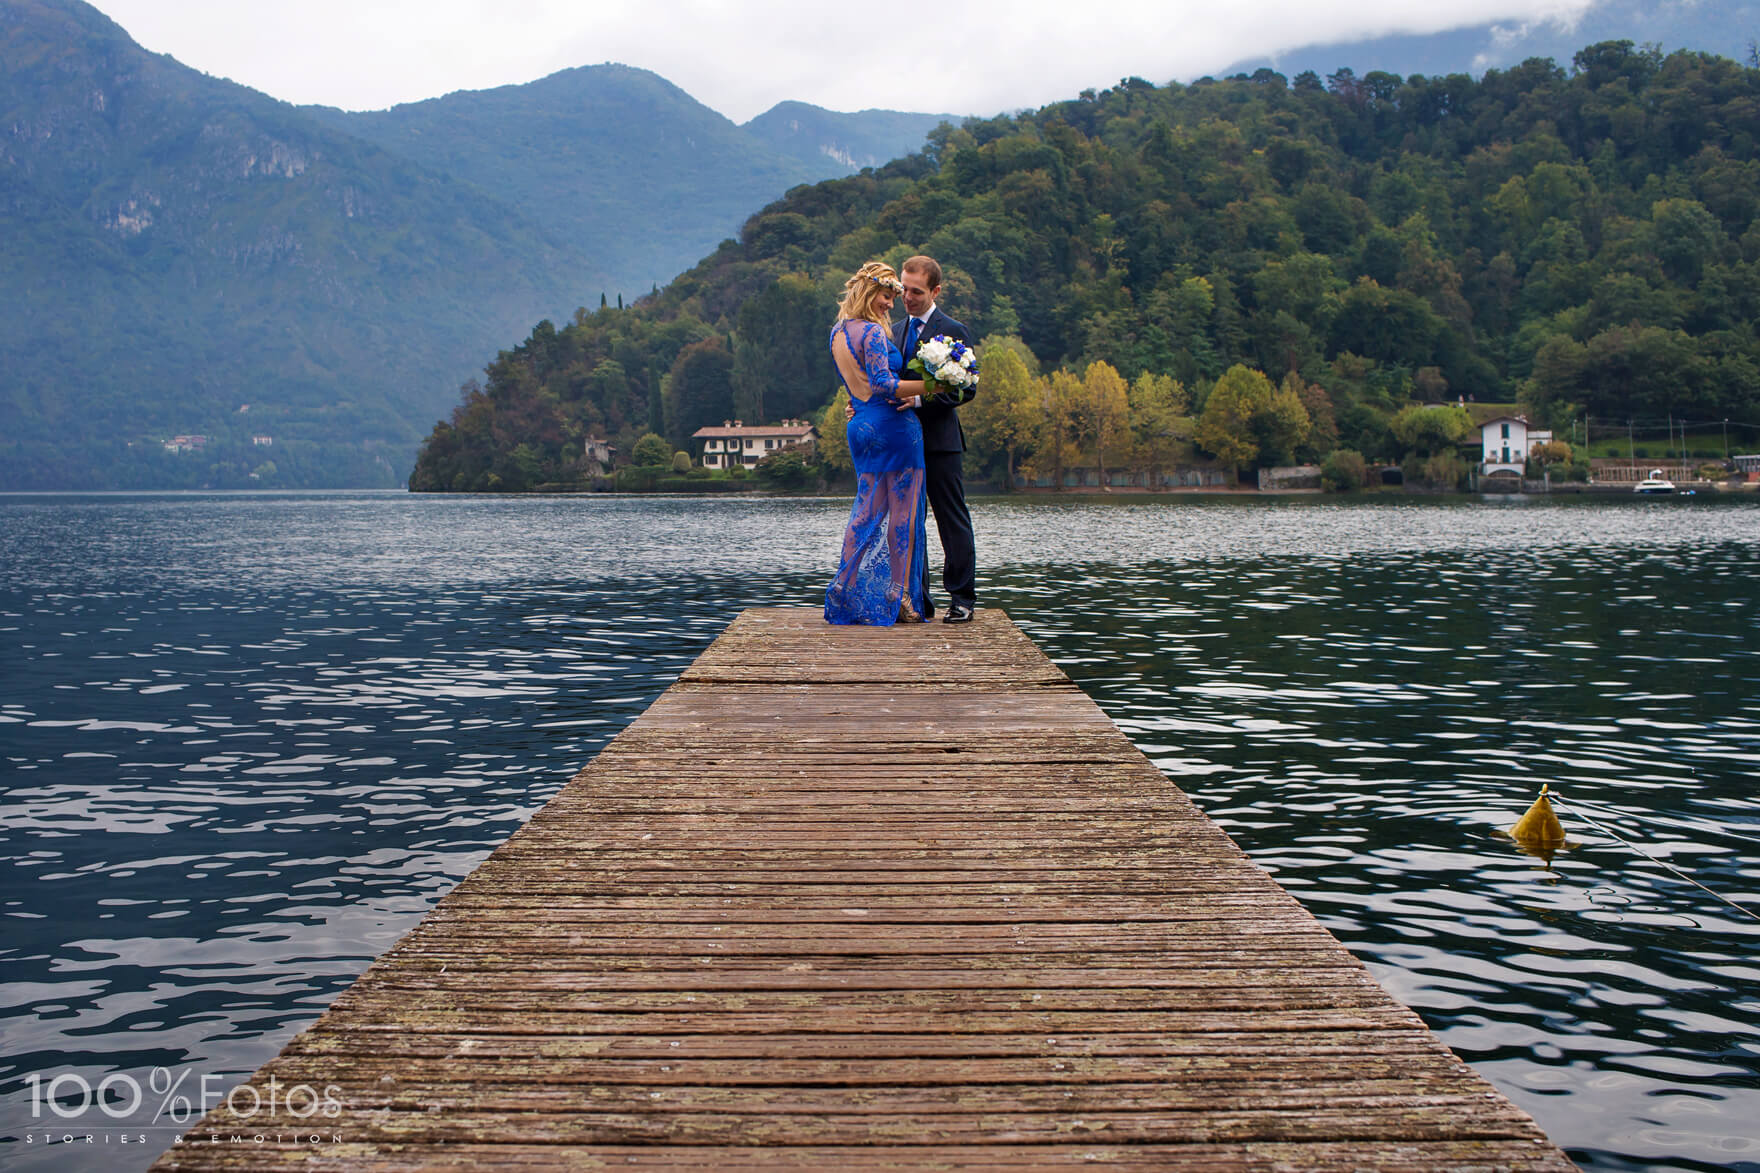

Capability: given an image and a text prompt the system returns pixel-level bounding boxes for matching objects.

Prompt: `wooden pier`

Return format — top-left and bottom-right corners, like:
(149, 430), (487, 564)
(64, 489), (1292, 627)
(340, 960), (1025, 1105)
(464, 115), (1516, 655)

(155, 608), (1574, 1170)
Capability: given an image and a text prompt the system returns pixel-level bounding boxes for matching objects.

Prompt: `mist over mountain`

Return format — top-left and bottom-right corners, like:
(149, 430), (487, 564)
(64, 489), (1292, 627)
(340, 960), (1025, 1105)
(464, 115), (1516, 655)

(0, 0), (952, 489)
(744, 102), (965, 174)
(1220, 0), (1758, 85)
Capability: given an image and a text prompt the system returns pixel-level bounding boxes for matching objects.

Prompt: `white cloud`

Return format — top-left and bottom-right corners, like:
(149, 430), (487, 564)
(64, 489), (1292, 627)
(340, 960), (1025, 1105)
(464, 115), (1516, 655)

(94, 0), (1603, 122)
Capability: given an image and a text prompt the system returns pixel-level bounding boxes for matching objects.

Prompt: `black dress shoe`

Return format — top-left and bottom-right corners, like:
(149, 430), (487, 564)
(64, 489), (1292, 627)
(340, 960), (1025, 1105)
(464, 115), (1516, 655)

(942, 603), (975, 624)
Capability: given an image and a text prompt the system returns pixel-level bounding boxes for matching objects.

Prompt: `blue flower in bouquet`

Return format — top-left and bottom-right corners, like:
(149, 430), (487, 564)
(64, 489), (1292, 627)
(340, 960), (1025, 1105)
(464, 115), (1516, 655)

(906, 334), (979, 403)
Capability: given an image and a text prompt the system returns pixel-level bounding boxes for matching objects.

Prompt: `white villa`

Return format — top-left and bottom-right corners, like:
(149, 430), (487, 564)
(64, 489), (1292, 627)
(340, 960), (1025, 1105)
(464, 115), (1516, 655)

(694, 420), (817, 469)
(1479, 415), (1548, 478)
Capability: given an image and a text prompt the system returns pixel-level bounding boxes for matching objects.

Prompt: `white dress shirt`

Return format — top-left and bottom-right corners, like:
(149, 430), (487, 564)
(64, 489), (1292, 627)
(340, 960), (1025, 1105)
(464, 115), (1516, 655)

(904, 305), (936, 407)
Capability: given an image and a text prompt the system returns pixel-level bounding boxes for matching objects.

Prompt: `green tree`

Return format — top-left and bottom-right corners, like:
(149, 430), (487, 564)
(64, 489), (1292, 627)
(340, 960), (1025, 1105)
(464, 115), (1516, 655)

(1329, 279), (1445, 369)
(1146, 275), (1220, 387)
(1405, 450), (1470, 490)
(661, 337), (735, 448)
(1026, 369), (1082, 489)
(1195, 365), (1272, 470)
(1258, 375), (1313, 467)
(1320, 449), (1368, 491)
(1076, 361), (1131, 488)
(1284, 372), (1338, 460)
(816, 390), (852, 478)
(631, 432), (671, 466)
(1126, 371), (1186, 486)
(756, 447), (811, 488)
(1647, 198), (1725, 284)
(729, 275), (828, 423)
(963, 346), (1039, 489)
(1531, 439), (1572, 465)
(1389, 404), (1473, 455)
(1520, 334), (1587, 425)
(1194, 365), (1312, 471)
(506, 442), (545, 489)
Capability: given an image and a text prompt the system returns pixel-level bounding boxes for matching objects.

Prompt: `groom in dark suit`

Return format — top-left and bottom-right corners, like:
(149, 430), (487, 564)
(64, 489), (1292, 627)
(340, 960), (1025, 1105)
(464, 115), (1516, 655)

(895, 255), (976, 623)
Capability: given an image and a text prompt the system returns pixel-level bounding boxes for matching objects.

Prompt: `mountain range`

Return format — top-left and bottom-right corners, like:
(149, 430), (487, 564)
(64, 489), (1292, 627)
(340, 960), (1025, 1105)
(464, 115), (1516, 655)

(0, 0), (955, 489)
(408, 38), (1760, 494)
(4, 0), (1749, 489)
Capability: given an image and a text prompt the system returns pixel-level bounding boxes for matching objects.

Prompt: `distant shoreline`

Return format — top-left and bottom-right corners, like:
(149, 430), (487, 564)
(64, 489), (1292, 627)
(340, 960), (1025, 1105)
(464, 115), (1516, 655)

(6, 482), (1751, 500)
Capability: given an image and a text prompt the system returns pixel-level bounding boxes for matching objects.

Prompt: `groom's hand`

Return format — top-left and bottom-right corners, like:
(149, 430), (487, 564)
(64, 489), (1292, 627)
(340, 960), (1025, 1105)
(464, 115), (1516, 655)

(895, 395), (920, 412)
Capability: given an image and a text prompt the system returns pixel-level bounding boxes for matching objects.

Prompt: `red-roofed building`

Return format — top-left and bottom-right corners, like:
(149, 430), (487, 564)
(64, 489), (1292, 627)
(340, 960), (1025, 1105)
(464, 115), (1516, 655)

(693, 419), (818, 469)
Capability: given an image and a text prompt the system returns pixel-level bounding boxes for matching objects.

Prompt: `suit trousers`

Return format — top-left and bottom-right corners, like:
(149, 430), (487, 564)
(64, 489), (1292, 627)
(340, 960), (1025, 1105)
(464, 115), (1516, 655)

(925, 449), (975, 610)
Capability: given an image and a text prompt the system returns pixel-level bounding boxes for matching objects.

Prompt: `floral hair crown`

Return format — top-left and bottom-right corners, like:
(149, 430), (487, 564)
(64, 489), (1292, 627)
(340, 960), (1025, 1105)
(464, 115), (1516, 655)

(866, 272), (904, 294)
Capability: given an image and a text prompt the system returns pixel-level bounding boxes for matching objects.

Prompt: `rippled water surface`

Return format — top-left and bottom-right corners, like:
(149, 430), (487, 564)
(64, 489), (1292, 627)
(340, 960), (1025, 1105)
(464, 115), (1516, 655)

(3, 491), (1757, 1171)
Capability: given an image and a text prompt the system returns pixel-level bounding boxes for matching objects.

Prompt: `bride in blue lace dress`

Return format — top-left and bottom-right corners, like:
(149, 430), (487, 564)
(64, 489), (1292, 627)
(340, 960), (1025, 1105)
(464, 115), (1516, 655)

(824, 262), (931, 625)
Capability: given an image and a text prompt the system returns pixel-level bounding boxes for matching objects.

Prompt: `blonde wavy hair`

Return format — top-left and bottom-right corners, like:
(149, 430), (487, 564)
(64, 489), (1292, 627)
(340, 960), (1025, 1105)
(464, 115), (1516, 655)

(835, 261), (904, 327)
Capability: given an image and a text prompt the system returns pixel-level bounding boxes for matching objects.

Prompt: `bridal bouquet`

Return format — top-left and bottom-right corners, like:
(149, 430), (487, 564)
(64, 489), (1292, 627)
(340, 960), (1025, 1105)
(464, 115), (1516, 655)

(908, 335), (979, 404)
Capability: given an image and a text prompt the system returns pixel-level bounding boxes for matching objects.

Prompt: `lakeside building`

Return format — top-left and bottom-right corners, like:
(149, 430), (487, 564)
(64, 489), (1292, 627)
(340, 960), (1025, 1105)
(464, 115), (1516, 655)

(582, 437), (615, 476)
(694, 420), (817, 469)
(1480, 416), (1537, 482)
(163, 434), (208, 453)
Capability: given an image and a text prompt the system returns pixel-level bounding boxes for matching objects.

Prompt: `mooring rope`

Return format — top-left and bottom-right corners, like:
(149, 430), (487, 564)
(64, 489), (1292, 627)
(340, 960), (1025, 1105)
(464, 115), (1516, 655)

(1547, 792), (1760, 924)
(1559, 790), (1760, 853)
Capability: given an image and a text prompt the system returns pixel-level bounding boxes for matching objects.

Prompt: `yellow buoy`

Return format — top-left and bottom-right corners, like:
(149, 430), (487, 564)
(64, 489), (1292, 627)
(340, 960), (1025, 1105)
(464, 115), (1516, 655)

(1509, 784), (1566, 846)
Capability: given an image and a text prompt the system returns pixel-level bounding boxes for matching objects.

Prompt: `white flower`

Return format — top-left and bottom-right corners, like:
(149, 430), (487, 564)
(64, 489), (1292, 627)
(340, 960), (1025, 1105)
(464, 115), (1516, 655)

(912, 333), (978, 396)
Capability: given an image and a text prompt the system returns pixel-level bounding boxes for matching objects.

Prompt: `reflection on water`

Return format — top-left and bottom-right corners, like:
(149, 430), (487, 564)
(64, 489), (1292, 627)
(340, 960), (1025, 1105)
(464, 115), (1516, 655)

(2, 492), (1757, 1171)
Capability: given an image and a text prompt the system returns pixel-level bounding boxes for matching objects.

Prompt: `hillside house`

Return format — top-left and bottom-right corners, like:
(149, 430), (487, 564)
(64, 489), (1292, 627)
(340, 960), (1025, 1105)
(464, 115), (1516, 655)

(1480, 416), (1531, 477)
(582, 436), (615, 476)
(694, 420), (817, 469)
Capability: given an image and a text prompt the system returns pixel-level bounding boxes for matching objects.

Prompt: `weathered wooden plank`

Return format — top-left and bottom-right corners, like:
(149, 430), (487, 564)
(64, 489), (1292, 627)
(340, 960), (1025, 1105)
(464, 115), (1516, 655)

(155, 1141), (1573, 1172)
(260, 1051), (1475, 1085)
(152, 607), (1573, 1172)
(206, 1079), (1531, 1114)
(324, 985), (1404, 1013)
(278, 1027), (1460, 1062)
(163, 1103), (1549, 1146)
(304, 1008), (1429, 1037)
(324, 965), (1401, 993)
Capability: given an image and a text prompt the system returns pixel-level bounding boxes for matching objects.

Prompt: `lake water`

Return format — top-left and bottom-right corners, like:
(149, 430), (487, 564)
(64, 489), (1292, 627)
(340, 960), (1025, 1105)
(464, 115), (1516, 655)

(2, 491), (1757, 1171)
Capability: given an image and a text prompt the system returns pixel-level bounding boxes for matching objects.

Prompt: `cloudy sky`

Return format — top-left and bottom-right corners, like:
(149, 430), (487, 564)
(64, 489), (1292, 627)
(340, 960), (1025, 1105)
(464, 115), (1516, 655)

(94, 0), (1607, 122)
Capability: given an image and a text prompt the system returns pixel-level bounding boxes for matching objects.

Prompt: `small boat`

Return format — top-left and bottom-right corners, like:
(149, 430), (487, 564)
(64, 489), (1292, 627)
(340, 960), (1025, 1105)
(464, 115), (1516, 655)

(1634, 470), (1675, 494)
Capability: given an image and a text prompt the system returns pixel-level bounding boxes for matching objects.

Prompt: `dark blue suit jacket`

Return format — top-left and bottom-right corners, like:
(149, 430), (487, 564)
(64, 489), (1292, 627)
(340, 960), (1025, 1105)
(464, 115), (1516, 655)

(894, 307), (973, 454)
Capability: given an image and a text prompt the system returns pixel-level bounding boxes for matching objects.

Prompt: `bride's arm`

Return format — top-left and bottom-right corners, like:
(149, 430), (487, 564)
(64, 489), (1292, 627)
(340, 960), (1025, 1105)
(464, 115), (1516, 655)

(857, 323), (924, 400)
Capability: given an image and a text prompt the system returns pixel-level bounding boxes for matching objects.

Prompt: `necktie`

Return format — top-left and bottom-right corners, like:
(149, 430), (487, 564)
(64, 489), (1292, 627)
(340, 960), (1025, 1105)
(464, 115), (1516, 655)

(903, 316), (920, 361)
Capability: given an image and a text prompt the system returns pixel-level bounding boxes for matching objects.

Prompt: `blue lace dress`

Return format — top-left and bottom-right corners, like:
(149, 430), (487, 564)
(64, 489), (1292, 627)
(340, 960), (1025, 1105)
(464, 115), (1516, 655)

(824, 319), (929, 625)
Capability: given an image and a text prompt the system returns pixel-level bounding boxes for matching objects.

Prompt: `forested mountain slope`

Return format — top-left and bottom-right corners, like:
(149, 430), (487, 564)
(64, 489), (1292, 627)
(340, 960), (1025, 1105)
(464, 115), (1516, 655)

(410, 42), (1760, 491)
(302, 71), (955, 301)
(1, 0), (952, 489)
(2, 0), (580, 487)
